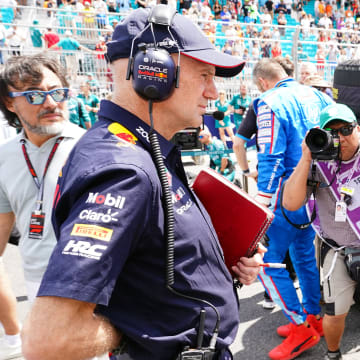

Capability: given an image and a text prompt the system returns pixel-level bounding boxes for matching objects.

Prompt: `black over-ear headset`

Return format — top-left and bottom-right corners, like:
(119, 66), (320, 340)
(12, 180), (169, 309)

(126, 5), (181, 101)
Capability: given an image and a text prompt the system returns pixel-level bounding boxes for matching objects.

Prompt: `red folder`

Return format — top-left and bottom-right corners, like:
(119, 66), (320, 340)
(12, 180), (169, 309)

(192, 168), (274, 274)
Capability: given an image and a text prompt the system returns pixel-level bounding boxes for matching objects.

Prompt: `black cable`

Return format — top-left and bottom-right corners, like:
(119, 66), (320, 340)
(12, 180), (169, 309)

(147, 100), (220, 349)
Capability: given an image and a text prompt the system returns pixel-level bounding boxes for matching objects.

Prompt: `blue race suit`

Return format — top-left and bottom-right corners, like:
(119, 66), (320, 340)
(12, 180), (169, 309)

(254, 78), (333, 324)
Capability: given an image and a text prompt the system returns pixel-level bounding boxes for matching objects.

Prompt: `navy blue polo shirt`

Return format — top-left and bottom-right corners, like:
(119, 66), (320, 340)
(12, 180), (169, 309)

(39, 100), (239, 360)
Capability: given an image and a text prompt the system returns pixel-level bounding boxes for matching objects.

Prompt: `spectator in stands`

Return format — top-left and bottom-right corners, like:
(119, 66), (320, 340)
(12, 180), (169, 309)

(228, 2), (238, 20)
(220, 4), (232, 23)
(115, 0), (130, 11)
(187, 2), (200, 22)
(30, 20), (43, 49)
(327, 41), (340, 64)
(277, 10), (287, 36)
(68, 92), (91, 129)
(271, 41), (282, 57)
(294, 0), (304, 21)
(248, 1), (259, 23)
(198, 5), (212, 27)
(179, 0), (192, 13)
(212, 0), (222, 20)
(241, 0), (252, 21)
(251, 41), (260, 59)
(284, 0), (293, 15)
(77, 82), (100, 126)
(243, 47), (250, 60)
(315, 43), (326, 77)
(86, 72), (100, 91)
(49, 30), (96, 81)
(265, 0), (274, 19)
(42, 27), (59, 48)
(260, 8), (272, 23)
(272, 26), (281, 40)
(229, 82), (251, 131)
(82, 0), (96, 33)
(6, 25), (25, 56)
(104, 24), (114, 42)
(299, 61), (317, 84)
(318, 0), (326, 17)
(275, 0), (287, 14)
(300, 11), (310, 37)
(318, 14), (333, 28)
(1, 0), (17, 22)
(260, 37), (272, 58)
(325, 0), (334, 19)
(345, 9), (355, 27)
(215, 89), (235, 146)
(94, 0), (109, 28)
(198, 127), (236, 182)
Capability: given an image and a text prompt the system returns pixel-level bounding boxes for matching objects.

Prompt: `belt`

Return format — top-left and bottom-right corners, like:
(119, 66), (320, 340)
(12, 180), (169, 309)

(114, 348), (232, 360)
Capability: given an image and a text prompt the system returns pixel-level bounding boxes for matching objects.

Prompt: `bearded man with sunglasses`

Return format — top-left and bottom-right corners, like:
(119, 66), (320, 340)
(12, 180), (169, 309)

(0, 54), (85, 304)
(283, 103), (360, 360)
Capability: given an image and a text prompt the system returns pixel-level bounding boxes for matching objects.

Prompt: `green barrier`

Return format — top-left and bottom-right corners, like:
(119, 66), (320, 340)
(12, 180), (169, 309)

(181, 149), (234, 157)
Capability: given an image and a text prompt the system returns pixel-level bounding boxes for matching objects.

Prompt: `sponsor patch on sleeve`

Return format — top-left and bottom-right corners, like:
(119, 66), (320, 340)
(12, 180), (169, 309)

(71, 224), (113, 242)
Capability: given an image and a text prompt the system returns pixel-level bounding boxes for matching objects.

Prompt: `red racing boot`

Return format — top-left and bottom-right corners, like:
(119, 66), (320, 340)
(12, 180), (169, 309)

(269, 323), (320, 360)
(277, 315), (324, 337)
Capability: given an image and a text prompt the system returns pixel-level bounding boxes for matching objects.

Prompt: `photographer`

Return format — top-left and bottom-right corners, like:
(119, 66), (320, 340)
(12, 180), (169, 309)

(283, 103), (360, 360)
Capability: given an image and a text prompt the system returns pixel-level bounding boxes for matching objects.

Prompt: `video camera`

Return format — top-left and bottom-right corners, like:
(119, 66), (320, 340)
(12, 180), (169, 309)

(305, 128), (340, 161)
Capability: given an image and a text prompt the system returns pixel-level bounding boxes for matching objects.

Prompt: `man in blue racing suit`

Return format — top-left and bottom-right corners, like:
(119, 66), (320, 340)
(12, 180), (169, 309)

(252, 58), (333, 360)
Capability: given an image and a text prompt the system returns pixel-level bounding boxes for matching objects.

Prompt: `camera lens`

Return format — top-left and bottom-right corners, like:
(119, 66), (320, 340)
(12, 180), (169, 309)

(305, 128), (330, 153)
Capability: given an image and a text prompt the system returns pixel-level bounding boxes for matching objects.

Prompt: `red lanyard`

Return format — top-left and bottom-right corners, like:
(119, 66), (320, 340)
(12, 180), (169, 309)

(21, 137), (64, 211)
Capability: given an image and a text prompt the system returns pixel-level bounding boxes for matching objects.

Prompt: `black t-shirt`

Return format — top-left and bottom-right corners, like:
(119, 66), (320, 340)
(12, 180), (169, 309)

(265, 0), (273, 11)
(236, 102), (257, 142)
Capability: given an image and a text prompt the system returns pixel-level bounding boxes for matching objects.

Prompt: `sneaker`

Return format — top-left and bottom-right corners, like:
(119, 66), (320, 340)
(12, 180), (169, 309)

(277, 315), (323, 337)
(263, 298), (276, 309)
(0, 339), (22, 360)
(269, 323), (320, 360)
(307, 314), (324, 337)
(324, 351), (342, 360)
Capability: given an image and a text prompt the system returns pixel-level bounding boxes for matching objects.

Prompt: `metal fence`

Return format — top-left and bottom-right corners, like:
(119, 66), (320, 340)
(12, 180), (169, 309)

(2, 5), (360, 102)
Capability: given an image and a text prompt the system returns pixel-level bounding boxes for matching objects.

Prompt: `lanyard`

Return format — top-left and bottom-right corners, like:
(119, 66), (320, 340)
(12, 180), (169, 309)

(337, 154), (360, 189)
(21, 137), (64, 211)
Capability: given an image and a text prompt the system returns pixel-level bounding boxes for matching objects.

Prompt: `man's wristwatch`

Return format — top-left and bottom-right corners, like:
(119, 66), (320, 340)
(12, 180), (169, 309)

(242, 169), (250, 175)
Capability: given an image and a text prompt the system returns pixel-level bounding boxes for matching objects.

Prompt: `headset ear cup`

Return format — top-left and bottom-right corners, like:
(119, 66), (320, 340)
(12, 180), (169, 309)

(132, 48), (176, 101)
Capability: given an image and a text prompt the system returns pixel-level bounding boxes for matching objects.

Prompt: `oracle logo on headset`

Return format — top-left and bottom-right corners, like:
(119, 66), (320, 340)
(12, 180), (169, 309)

(126, 7), (180, 101)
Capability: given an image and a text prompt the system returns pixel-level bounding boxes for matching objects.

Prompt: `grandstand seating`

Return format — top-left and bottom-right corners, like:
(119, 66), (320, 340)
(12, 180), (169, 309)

(0, 0), (356, 96)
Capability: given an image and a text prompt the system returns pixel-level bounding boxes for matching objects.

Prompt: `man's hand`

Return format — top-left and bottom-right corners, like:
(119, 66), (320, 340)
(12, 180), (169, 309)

(231, 244), (266, 285)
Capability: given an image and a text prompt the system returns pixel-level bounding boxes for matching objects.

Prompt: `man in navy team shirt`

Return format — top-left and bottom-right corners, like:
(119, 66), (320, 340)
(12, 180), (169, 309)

(22, 5), (264, 360)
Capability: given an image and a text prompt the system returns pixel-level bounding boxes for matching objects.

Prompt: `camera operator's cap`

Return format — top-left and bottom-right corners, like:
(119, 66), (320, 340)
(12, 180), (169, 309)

(320, 103), (356, 129)
(106, 6), (245, 77)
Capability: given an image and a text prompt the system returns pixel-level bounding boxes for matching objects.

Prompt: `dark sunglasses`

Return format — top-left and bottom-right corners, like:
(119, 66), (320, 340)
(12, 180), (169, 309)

(9, 88), (70, 105)
(325, 123), (357, 137)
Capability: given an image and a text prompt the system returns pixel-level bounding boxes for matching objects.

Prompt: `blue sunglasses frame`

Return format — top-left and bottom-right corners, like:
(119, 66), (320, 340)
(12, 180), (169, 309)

(9, 88), (70, 105)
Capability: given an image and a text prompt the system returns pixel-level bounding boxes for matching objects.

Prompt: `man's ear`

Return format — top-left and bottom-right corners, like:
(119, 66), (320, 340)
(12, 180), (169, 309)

(3, 96), (15, 113)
